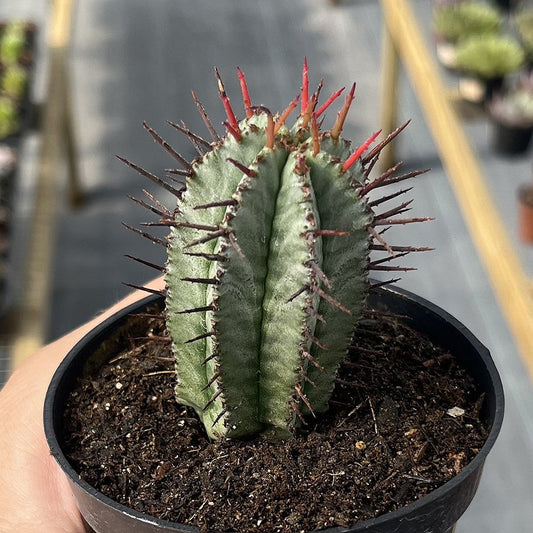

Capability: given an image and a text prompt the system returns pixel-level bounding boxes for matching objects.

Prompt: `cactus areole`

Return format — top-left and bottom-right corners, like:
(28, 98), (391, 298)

(123, 62), (430, 440)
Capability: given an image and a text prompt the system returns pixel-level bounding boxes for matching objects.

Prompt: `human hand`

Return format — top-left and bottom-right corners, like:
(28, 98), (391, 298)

(0, 278), (163, 532)
(0, 332), (88, 532)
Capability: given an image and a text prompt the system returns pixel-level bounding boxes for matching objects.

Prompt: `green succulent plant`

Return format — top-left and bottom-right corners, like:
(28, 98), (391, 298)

(2, 65), (27, 99)
(122, 63), (429, 440)
(514, 8), (533, 62)
(0, 96), (19, 139)
(433, 1), (502, 44)
(0, 22), (26, 65)
(455, 34), (525, 78)
(489, 79), (533, 126)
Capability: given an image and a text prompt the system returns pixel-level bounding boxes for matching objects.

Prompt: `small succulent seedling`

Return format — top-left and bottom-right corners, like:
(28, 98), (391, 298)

(490, 82), (533, 126)
(433, 1), (501, 43)
(0, 96), (19, 139)
(2, 65), (27, 99)
(122, 62), (430, 440)
(515, 8), (533, 61)
(455, 35), (525, 79)
(0, 22), (26, 66)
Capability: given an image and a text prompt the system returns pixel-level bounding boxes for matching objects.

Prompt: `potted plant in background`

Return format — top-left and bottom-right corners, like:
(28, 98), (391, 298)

(0, 143), (16, 300)
(1, 65), (28, 101)
(432, 1), (502, 69)
(0, 21), (28, 66)
(488, 74), (533, 154)
(0, 20), (35, 141)
(0, 97), (19, 140)
(514, 7), (533, 70)
(455, 33), (525, 103)
(518, 179), (533, 243)
(0, 20), (35, 306)
(44, 63), (504, 533)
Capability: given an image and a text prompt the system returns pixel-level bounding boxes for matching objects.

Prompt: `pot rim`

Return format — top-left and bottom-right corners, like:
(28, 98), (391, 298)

(44, 284), (505, 533)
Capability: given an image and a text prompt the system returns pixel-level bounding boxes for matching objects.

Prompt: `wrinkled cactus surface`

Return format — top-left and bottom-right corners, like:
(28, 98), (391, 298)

(123, 62), (429, 440)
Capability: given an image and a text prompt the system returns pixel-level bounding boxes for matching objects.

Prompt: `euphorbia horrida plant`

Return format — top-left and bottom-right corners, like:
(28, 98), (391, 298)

(121, 61), (430, 440)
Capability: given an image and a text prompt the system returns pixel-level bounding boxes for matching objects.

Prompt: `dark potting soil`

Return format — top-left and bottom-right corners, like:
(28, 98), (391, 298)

(62, 309), (489, 533)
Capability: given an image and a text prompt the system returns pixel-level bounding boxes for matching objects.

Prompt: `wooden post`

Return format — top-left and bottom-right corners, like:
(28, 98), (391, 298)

(379, 0), (533, 379)
(63, 59), (83, 207)
(379, 23), (400, 171)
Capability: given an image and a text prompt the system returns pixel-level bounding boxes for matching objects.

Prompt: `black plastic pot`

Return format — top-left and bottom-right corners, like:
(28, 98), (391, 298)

(491, 119), (533, 155)
(492, 0), (520, 12)
(44, 285), (504, 533)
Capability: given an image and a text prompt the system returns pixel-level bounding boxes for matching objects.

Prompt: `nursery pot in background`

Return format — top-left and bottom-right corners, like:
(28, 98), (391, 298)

(487, 83), (533, 155)
(482, 76), (505, 103)
(44, 286), (505, 533)
(492, 0), (519, 12)
(491, 120), (533, 155)
(518, 183), (533, 243)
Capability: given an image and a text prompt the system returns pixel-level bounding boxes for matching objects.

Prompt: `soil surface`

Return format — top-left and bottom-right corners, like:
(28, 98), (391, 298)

(62, 308), (489, 533)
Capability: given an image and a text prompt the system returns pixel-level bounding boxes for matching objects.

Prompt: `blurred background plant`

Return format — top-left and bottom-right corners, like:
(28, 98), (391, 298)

(455, 34), (525, 79)
(1, 65), (27, 101)
(0, 22), (26, 66)
(489, 74), (533, 126)
(433, 1), (502, 44)
(0, 97), (19, 139)
(0, 21), (32, 141)
(432, 1), (502, 69)
(488, 74), (533, 153)
(455, 33), (525, 102)
(514, 7), (533, 68)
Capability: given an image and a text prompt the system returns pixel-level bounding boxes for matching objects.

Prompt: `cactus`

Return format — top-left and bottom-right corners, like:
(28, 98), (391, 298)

(122, 63), (429, 440)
